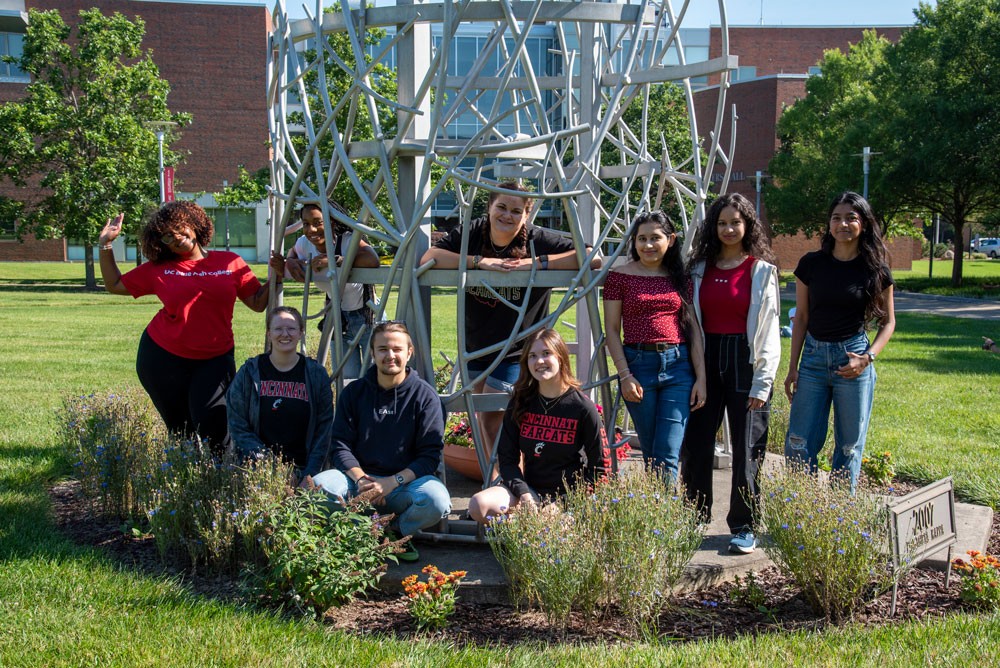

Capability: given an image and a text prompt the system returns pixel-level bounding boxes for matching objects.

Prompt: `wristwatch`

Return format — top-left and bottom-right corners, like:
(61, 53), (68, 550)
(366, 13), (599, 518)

(866, 351), (876, 364)
(395, 474), (405, 487)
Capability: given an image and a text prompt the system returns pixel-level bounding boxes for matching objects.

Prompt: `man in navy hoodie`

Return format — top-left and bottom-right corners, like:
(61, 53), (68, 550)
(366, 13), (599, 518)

(311, 320), (450, 559)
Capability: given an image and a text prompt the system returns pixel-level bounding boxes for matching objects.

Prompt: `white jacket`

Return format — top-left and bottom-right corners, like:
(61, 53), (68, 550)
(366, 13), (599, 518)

(690, 258), (781, 401)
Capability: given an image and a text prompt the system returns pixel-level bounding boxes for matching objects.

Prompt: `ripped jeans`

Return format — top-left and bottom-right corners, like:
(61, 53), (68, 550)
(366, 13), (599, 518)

(784, 331), (875, 491)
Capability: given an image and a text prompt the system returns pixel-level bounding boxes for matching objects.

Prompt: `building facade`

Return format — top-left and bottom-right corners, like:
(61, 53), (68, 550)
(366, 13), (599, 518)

(0, 0), (271, 261)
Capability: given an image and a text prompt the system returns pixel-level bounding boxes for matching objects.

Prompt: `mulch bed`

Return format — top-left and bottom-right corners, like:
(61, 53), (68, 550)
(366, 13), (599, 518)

(50, 479), (995, 646)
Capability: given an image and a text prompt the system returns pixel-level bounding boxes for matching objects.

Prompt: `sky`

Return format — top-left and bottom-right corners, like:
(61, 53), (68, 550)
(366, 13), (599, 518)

(272, 0), (936, 26)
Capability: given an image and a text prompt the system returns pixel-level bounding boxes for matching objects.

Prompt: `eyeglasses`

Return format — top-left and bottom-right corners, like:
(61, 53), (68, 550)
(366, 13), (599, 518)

(160, 228), (190, 245)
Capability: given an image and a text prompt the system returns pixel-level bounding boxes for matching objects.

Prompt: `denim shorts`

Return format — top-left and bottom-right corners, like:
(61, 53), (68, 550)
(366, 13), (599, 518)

(468, 358), (520, 392)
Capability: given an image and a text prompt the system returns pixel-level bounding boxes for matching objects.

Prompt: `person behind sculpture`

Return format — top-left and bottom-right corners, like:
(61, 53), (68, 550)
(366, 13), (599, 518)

(270, 200), (380, 378)
(98, 201), (272, 453)
(682, 193), (781, 555)
(604, 210), (707, 481)
(468, 329), (609, 523)
(311, 321), (451, 559)
(420, 181), (599, 467)
(227, 306), (333, 482)
(784, 191), (896, 492)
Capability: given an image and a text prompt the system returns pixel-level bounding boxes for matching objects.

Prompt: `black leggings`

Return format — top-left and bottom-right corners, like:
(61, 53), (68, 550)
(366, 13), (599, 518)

(135, 329), (235, 453)
(680, 333), (770, 532)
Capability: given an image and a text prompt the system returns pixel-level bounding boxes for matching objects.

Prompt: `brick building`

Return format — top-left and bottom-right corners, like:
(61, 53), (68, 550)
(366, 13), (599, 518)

(693, 25), (918, 270)
(0, 0), (271, 261)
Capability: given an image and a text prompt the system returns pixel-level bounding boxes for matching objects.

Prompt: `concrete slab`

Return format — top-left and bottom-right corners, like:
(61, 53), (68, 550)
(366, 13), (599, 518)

(378, 455), (993, 602)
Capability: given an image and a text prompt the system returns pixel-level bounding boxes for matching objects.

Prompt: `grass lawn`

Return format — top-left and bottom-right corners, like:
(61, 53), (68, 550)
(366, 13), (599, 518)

(0, 261), (998, 665)
(892, 259), (1000, 299)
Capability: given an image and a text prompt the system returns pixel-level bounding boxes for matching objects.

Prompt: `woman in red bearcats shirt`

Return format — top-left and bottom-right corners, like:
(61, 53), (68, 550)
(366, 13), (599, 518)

(682, 193), (780, 555)
(98, 201), (274, 453)
(604, 211), (706, 483)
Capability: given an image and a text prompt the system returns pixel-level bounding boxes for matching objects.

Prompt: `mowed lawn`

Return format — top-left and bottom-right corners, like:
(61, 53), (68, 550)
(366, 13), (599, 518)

(0, 261), (998, 665)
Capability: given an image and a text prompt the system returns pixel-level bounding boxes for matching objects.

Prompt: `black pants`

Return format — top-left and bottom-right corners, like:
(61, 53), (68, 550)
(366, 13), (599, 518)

(135, 329), (235, 454)
(680, 333), (769, 532)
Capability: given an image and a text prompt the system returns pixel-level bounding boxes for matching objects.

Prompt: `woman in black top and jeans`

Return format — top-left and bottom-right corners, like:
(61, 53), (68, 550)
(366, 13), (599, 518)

(783, 192), (895, 492)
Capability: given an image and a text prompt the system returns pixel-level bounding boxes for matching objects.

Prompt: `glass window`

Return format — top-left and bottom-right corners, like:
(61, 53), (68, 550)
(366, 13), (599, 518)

(205, 207), (257, 248)
(733, 66), (757, 82)
(1, 32), (28, 81)
(0, 196), (21, 240)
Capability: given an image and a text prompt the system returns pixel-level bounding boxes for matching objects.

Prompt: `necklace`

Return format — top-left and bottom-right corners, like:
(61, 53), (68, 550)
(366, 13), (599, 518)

(488, 229), (514, 256)
(538, 389), (567, 414)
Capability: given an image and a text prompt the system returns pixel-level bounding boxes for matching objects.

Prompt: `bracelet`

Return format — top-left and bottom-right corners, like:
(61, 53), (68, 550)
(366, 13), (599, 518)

(538, 254), (549, 270)
(99, 243), (114, 251)
(473, 255), (482, 269)
(619, 371), (632, 381)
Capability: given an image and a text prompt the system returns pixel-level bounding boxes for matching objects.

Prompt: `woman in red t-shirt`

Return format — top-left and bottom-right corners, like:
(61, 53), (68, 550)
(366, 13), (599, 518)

(98, 201), (273, 452)
(604, 211), (706, 482)
(682, 193), (780, 555)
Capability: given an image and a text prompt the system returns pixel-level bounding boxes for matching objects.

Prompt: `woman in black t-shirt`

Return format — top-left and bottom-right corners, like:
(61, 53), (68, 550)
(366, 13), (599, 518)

(421, 181), (597, 465)
(467, 329), (608, 523)
(228, 306), (333, 481)
(783, 192), (896, 491)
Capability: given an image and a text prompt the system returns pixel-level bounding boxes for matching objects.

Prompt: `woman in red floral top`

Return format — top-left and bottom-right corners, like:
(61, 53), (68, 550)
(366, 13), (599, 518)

(603, 211), (706, 481)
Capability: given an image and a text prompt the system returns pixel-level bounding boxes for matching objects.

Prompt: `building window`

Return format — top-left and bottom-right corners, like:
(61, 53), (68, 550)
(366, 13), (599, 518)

(0, 196), (21, 240)
(205, 207), (257, 248)
(808, 66), (823, 77)
(1, 31), (28, 82)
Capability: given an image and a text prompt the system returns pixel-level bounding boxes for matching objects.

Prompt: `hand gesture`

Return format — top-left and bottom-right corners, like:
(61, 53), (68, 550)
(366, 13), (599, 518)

(620, 375), (643, 403)
(835, 352), (869, 379)
(690, 376), (707, 410)
(100, 213), (125, 245)
(269, 251), (286, 274)
(784, 369), (798, 402)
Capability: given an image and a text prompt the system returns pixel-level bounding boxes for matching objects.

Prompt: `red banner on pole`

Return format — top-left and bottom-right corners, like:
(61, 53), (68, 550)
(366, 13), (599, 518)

(164, 167), (175, 202)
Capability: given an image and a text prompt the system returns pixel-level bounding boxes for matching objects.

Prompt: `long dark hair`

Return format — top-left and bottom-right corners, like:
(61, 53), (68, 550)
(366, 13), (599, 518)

(141, 201), (214, 262)
(689, 193), (775, 267)
(820, 191), (891, 326)
(510, 329), (580, 425)
(627, 210), (689, 296)
(480, 181), (533, 260)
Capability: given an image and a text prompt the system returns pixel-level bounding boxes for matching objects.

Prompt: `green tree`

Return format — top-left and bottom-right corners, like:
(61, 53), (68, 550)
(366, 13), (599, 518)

(876, 0), (1000, 285)
(214, 165), (269, 208)
(0, 9), (189, 288)
(765, 30), (895, 237)
(288, 4), (397, 224)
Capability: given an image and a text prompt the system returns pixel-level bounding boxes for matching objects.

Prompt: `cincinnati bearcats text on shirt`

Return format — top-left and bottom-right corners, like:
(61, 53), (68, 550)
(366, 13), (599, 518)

(259, 380), (309, 401)
(519, 411), (579, 445)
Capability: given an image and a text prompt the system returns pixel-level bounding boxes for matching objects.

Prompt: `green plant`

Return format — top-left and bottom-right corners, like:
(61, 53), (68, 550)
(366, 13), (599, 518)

(952, 550), (1000, 610)
(146, 443), (292, 573)
(729, 571), (778, 621)
(444, 414), (475, 449)
(757, 465), (908, 623)
(569, 468), (703, 630)
(487, 504), (603, 629)
(488, 467), (702, 633)
(402, 564), (467, 631)
(59, 389), (165, 521)
(255, 489), (400, 618)
(861, 450), (895, 487)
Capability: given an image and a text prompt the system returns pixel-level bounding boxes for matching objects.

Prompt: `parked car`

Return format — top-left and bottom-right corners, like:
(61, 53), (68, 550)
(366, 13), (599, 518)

(977, 238), (1000, 258)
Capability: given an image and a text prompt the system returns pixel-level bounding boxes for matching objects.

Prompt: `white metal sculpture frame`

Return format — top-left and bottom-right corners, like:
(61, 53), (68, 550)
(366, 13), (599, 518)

(266, 0), (738, 495)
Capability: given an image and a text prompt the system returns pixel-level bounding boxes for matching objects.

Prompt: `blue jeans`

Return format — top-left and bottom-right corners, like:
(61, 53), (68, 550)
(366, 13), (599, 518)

(311, 469), (452, 536)
(468, 358), (520, 392)
(340, 308), (367, 379)
(785, 331), (876, 491)
(623, 343), (694, 480)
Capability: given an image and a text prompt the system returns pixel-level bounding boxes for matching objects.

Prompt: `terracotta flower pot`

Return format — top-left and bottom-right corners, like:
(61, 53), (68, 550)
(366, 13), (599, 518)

(443, 443), (483, 482)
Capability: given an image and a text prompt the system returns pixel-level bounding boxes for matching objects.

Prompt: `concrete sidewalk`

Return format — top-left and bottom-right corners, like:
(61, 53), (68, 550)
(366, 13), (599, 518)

(380, 456), (994, 603)
(781, 284), (1000, 321)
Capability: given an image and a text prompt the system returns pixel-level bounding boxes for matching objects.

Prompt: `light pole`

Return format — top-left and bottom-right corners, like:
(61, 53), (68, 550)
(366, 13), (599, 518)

(754, 170), (770, 218)
(144, 120), (178, 204)
(853, 146), (882, 199)
(222, 179), (230, 251)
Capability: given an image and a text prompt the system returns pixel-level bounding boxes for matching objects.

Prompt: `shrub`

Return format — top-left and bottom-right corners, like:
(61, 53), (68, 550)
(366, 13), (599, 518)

(487, 504), (603, 629)
(146, 443), (293, 573)
(861, 450), (895, 487)
(757, 465), (908, 623)
(59, 389), (166, 521)
(255, 489), (400, 618)
(487, 467), (702, 633)
(568, 468), (702, 629)
(402, 564), (467, 631)
(952, 550), (1000, 610)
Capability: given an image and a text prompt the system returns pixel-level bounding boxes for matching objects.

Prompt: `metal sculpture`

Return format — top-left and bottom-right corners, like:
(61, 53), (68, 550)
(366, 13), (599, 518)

(266, 0), (737, 490)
